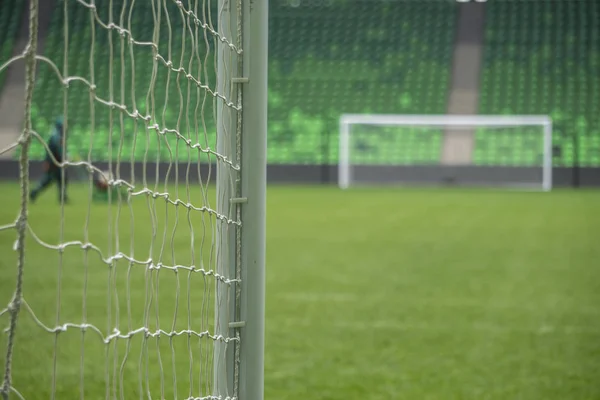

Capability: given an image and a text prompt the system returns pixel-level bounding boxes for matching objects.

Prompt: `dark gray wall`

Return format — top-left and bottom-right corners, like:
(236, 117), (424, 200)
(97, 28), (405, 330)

(1, 160), (599, 188)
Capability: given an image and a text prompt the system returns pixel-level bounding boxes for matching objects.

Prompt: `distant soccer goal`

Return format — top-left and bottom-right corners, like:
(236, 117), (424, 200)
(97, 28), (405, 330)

(0, 1), (266, 400)
(339, 114), (552, 191)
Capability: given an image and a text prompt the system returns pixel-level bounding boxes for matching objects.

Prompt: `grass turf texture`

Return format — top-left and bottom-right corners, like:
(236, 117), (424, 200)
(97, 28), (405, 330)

(0, 184), (599, 399)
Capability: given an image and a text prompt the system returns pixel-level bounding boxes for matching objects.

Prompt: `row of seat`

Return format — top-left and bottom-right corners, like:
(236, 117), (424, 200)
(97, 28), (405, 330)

(3, 0), (598, 167)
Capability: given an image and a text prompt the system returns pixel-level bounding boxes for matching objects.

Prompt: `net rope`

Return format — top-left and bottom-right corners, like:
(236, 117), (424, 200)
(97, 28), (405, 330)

(0, 0), (242, 398)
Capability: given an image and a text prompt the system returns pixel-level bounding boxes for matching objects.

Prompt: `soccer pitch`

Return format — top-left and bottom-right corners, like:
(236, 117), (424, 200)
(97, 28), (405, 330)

(1, 183), (599, 399)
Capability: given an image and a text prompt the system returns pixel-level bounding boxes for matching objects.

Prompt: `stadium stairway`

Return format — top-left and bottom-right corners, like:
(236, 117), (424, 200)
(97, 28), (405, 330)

(442, 1), (486, 166)
(0, 0), (56, 159)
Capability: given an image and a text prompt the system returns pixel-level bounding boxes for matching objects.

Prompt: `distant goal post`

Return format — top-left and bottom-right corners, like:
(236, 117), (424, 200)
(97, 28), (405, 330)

(338, 114), (553, 192)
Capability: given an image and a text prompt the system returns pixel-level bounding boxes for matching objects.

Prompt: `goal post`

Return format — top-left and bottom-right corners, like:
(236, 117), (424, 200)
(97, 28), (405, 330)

(339, 114), (553, 191)
(215, 0), (268, 399)
(0, 0), (267, 399)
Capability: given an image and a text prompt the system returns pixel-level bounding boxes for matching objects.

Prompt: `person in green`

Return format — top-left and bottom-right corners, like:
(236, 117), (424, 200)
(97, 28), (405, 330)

(30, 116), (69, 204)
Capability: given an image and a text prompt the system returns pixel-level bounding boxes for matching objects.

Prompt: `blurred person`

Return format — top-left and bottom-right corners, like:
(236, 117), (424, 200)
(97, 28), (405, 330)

(29, 116), (69, 204)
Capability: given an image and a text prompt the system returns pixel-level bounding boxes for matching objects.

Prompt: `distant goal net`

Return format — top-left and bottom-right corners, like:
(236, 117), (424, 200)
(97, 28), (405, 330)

(0, 1), (266, 400)
(339, 114), (553, 191)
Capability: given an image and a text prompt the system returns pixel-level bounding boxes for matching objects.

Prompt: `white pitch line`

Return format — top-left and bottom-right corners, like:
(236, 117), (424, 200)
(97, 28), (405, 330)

(279, 292), (358, 302)
(277, 292), (600, 316)
(281, 317), (600, 335)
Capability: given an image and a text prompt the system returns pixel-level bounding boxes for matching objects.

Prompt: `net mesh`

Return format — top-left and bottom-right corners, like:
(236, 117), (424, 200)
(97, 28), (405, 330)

(347, 125), (546, 166)
(0, 0), (241, 398)
(342, 120), (550, 189)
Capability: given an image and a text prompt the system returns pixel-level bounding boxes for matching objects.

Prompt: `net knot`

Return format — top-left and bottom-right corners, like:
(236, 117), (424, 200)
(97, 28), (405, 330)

(6, 297), (20, 313)
(108, 253), (124, 262)
(22, 43), (34, 58)
(154, 263), (164, 271)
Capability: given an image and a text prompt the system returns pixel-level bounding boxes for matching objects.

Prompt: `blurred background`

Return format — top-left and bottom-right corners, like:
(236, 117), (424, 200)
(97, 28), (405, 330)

(0, 1), (599, 399)
(0, 0), (598, 186)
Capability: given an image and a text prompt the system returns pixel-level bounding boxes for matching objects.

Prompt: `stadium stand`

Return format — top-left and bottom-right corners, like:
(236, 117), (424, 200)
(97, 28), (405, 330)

(4, 0), (598, 169)
(24, 0), (456, 165)
(478, 0), (600, 167)
(29, 0), (217, 162)
(268, 0), (457, 164)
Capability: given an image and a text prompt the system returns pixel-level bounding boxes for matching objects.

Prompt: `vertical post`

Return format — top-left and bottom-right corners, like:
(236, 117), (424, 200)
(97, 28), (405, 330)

(320, 123), (331, 184)
(320, 128), (327, 184)
(572, 130), (580, 188)
(542, 121), (552, 192)
(338, 118), (350, 189)
(238, 0), (268, 399)
(214, 0), (238, 397)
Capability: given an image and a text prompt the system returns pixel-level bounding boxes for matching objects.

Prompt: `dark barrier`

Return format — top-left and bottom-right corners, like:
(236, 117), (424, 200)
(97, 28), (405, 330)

(1, 160), (599, 188)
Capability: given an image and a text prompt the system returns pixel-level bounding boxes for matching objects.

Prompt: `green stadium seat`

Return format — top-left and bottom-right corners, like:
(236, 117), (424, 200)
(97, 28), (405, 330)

(27, 0), (218, 163)
(268, 0), (457, 165)
(22, 0), (457, 165)
(479, 0), (600, 167)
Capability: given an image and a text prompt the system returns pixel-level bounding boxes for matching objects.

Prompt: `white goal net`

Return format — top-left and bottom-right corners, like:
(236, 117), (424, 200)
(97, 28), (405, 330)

(0, 0), (266, 399)
(339, 114), (553, 191)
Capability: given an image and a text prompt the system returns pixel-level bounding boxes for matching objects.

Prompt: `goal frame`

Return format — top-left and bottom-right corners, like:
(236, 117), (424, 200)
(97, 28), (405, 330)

(0, 0), (267, 398)
(338, 114), (553, 192)
(215, 1), (268, 400)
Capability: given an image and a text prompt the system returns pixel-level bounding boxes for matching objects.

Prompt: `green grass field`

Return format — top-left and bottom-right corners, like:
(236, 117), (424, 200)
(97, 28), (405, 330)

(1, 183), (599, 399)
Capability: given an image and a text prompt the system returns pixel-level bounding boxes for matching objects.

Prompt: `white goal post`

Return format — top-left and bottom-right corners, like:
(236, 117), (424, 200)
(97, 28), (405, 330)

(339, 114), (553, 191)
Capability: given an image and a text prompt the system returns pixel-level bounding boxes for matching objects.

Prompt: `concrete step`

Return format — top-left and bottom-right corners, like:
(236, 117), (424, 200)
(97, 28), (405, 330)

(441, 2), (486, 166)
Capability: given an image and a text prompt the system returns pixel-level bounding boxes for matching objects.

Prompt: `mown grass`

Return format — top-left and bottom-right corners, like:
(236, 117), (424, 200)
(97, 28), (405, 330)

(0, 184), (599, 399)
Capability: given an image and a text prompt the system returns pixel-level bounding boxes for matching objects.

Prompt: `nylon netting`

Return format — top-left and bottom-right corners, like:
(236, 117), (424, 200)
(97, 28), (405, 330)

(339, 116), (551, 191)
(0, 0), (241, 398)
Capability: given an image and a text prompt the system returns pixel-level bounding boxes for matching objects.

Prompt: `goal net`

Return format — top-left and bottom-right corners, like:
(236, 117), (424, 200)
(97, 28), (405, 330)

(0, 0), (266, 399)
(339, 114), (553, 191)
